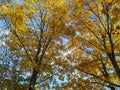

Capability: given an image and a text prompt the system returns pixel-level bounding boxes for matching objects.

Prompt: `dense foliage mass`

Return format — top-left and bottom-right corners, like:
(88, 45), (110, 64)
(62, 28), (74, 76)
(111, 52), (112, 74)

(0, 0), (120, 90)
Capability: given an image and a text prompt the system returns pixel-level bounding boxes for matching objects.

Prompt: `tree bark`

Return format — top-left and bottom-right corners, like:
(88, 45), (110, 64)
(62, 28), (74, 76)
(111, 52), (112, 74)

(28, 68), (39, 90)
(108, 53), (120, 79)
(109, 86), (115, 90)
(108, 33), (120, 79)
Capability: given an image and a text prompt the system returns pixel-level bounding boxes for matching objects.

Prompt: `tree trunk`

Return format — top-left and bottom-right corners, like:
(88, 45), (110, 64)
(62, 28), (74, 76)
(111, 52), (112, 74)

(109, 86), (115, 90)
(108, 33), (120, 78)
(108, 53), (120, 79)
(28, 68), (39, 90)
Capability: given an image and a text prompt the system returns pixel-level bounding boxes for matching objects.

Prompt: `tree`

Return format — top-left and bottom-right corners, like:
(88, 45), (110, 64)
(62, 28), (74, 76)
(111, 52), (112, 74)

(0, 0), (120, 90)
(62, 0), (120, 89)
(0, 0), (69, 90)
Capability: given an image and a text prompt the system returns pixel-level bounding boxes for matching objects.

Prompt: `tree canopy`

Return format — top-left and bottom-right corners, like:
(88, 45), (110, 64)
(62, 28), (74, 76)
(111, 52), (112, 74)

(0, 0), (120, 90)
